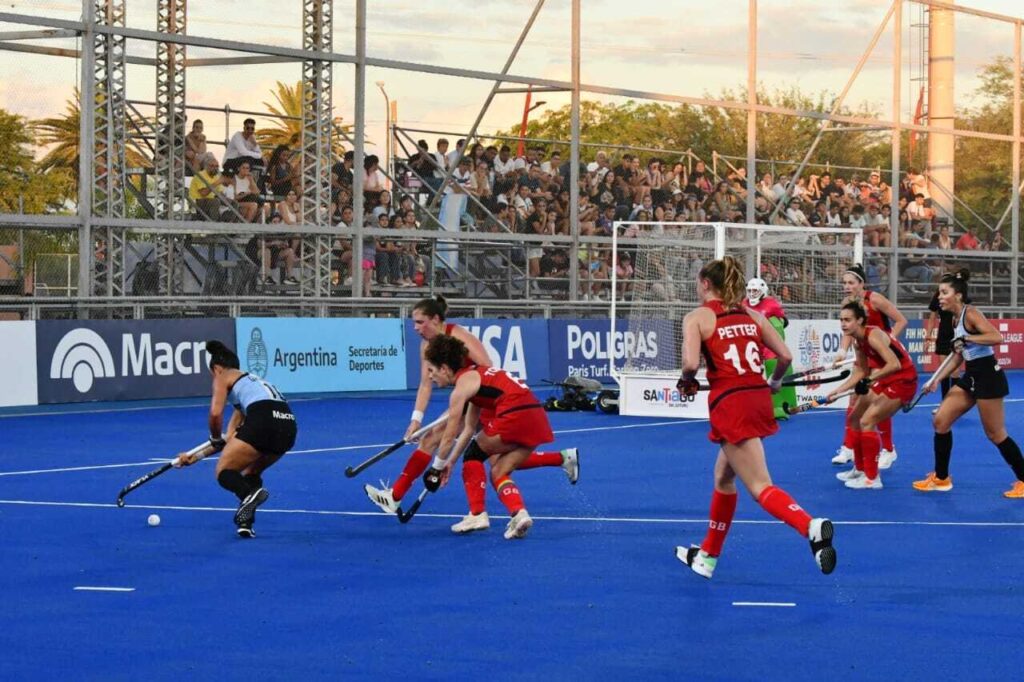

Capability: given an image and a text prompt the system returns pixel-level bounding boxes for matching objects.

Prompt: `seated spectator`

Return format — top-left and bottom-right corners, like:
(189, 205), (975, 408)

(184, 119), (206, 176)
(245, 213), (299, 286)
(362, 154), (386, 204)
(935, 224), (953, 250)
(955, 225), (981, 250)
(907, 193), (933, 223)
(189, 153), (223, 221)
(278, 189), (301, 225)
(785, 199), (810, 227)
(223, 118), (264, 176)
(374, 211), (401, 286)
(809, 201), (829, 227)
(537, 248), (570, 294)
(232, 161), (264, 223)
(986, 230), (1010, 252)
(266, 145), (295, 198)
(371, 190), (393, 219)
(469, 160), (494, 209)
(825, 203), (843, 227)
(408, 140), (435, 187)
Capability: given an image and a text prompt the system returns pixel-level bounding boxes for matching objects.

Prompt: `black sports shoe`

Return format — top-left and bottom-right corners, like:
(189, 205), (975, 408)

(234, 487), (270, 526)
(808, 518), (837, 574)
(236, 524), (256, 539)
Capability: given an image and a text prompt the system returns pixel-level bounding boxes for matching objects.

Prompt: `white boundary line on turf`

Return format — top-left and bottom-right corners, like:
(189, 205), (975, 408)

(2, 499), (1024, 527)
(74, 586), (135, 592)
(732, 602), (795, 607)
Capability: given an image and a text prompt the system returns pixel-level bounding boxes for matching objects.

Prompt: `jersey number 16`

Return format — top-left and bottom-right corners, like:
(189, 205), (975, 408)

(722, 341), (763, 375)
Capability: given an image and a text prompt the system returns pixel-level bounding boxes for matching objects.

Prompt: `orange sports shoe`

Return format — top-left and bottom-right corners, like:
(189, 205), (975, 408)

(912, 472), (953, 492)
(1003, 481), (1024, 499)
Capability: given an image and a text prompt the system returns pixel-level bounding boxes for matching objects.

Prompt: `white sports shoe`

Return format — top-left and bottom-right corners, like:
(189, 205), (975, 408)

(845, 475), (883, 490)
(451, 512), (490, 534)
(807, 518), (836, 574)
(364, 483), (399, 514)
(831, 446), (854, 465)
(878, 448), (898, 470)
(836, 467), (864, 482)
(503, 509), (533, 540)
(561, 448), (580, 485)
(675, 544), (717, 579)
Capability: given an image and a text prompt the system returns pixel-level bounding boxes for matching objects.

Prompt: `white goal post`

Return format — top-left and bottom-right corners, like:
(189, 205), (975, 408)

(609, 221), (863, 418)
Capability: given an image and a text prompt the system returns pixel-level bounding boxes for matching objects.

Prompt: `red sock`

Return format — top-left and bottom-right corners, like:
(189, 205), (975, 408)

(878, 417), (894, 451)
(518, 451), (563, 469)
(842, 415), (857, 450)
(851, 429), (864, 471)
(700, 490), (738, 557)
(757, 485), (812, 536)
(393, 449), (432, 500)
(462, 460), (487, 515)
(493, 476), (525, 514)
(861, 430), (881, 480)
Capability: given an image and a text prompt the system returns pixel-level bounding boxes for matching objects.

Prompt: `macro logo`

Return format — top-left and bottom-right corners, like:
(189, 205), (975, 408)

(246, 327), (269, 378)
(49, 328), (116, 393)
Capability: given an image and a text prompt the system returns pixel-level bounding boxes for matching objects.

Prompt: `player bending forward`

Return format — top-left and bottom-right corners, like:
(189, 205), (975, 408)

(364, 295), (578, 533)
(675, 256), (836, 579)
(176, 340), (297, 538)
(422, 334), (571, 540)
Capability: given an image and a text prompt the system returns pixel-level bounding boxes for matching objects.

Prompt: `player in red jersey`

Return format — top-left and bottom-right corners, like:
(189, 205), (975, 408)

(827, 301), (918, 489)
(831, 263), (907, 469)
(675, 256), (836, 579)
(363, 295), (578, 533)
(745, 277), (795, 419)
(421, 334), (563, 540)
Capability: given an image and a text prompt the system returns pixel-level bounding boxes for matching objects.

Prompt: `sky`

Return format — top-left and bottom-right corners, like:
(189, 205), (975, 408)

(1, 0), (1024, 161)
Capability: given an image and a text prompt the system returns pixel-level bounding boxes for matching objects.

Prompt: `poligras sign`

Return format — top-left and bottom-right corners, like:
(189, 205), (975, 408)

(35, 319), (235, 403)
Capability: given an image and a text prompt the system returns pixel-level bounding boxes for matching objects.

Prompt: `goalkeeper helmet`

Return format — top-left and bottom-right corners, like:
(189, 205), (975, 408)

(746, 277), (768, 306)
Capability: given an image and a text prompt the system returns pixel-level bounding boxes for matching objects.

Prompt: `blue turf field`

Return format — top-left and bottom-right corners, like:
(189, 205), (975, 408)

(2, 376), (1024, 680)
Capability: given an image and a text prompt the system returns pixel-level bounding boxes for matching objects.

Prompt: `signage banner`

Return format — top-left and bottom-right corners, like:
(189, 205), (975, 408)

(0, 321), (38, 407)
(237, 318), (406, 394)
(36, 319), (235, 403)
(547, 319), (677, 385)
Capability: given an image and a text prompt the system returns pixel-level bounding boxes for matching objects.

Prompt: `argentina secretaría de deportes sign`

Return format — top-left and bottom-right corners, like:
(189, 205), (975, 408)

(35, 318), (236, 403)
(236, 318), (406, 393)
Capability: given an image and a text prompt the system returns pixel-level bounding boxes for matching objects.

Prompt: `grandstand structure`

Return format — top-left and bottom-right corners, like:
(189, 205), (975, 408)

(0, 0), (1022, 319)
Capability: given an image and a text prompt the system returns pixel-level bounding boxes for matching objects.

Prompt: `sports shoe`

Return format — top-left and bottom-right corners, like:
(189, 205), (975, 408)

(912, 472), (953, 492)
(879, 448), (898, 470)
(831, 446), (854, 465)
(845, 475), (883, 490)
(451, 512), (490, 534)
(807, 518), (836, 574)
(503, 509), (533, 540)
(675, 544), (717, 579)
(233, 487), (269, 526)
(236, 523), (255, 539)
(1002, 481), (1024, 498)
(836, 467), (864, 482)
(364, 483), (399, 514)
(561, 448), (580, 485)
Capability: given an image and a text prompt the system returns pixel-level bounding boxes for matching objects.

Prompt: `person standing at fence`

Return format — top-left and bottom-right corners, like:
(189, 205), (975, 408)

(363, 295), (579, 533)
(675, 256), (836, 579)
(745, 277), (796, 420)
(831, 263), (907, 470)
(913, 271), (1024, 497)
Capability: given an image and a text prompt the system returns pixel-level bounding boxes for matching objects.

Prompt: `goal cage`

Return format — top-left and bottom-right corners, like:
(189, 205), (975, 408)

(609, 221), (863, 418)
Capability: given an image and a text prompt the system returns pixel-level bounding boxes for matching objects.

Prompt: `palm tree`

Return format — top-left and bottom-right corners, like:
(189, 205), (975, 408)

(33, 88), (151, 176)
(258, 80), (354, 157)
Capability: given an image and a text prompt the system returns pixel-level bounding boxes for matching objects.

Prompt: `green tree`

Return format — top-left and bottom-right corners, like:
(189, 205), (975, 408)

(0, 108), (74, 214)
(258, 80), (353, 156)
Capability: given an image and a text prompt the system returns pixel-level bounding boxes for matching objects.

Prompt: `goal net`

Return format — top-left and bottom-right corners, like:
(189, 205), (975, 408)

(610, 221), (862, 417)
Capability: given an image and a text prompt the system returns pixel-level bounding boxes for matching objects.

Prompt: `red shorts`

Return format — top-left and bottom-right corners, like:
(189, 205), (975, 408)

(708, 385), (778, 445)
(481, 404), (553, 450)
(871, 374), (918, 404)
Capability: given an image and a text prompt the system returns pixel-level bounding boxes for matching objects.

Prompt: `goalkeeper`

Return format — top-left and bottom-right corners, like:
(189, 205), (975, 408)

(746, 278), (795, 420)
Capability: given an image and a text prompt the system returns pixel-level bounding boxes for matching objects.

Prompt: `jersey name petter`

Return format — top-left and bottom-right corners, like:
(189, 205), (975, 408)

(717, 323), (758, 340)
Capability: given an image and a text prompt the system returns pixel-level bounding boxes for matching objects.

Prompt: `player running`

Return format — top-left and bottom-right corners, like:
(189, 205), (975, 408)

(675, 256), (836, 579)
(913, 271), (1024, 497)
(831, 263), (907, 469)
(421, 334), (564, 540)
(364, 295), (578, 533)
(745, 277), (795, 420)
(176, 340), (297, 538)
(827, 301), (918, 490)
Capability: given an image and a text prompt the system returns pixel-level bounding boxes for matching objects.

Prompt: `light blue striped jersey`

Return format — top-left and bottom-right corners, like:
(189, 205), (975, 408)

(953, 305), (995, 362)
(227, 373), (286, 415)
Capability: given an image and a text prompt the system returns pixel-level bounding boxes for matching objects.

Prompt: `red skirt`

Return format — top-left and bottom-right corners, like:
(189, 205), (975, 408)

(871, 372), (918, 404)
(482, 404), (553, 450)
(708, 385), (778, 445)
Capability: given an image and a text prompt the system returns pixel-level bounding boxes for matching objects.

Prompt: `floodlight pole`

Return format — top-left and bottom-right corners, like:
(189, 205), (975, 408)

(745, 0), (757, 224)
(890, 0), (901, 303)
(569, 0), (581, 300)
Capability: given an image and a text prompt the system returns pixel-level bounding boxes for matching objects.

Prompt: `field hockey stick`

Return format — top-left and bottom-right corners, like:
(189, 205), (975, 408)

(782, 389), (854, 416)
(786, 357), (855, 381)
(115, 439), (214, 507)
(344, 411), (449, 478)
(781, 369), (850, 388)
(902, 352), (961, 413)
(397, 488), (429, 524)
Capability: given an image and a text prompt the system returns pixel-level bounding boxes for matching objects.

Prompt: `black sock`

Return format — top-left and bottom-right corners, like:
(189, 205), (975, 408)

(940, 377), (952, 399)
(243, 473), (263, 491)
(935, 431), (953, 480)
(218, 469), (252, 502)
(996, 437), (1024, 481)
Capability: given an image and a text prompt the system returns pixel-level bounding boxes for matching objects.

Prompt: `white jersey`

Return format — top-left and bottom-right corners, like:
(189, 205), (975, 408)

(953, 306), (994, 362)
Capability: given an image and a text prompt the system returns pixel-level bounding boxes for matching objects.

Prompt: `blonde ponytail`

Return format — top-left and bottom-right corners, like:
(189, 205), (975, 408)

(699, 256), (747, 310)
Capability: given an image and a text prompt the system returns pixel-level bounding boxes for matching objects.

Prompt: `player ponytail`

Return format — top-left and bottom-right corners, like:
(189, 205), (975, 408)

(841, 300), (867, 324)
(205, 340), (240, 370)
(413, 294), (448, 321)
(424, 333), (468, 372)
(941, 268), (972, 304)
(699, 256), (746, 309)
